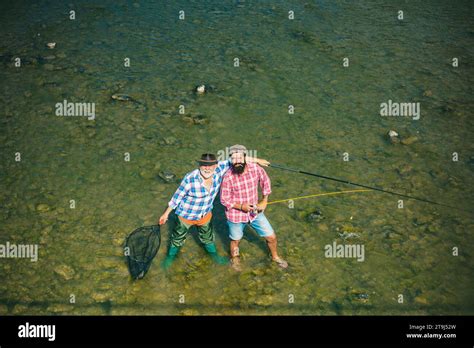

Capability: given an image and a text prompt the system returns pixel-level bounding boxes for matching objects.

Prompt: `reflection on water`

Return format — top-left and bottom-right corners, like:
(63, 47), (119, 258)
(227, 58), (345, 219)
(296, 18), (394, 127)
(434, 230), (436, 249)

(0, 0), (473, 315)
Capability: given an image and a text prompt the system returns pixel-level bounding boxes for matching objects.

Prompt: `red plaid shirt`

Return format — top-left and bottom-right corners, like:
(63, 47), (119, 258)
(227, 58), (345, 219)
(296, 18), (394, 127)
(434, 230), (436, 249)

(220, 162), (272, 223)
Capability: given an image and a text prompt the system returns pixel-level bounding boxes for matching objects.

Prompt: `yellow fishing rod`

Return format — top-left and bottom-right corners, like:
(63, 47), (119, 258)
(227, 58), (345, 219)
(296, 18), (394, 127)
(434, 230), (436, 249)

(268, 189), (372, 205)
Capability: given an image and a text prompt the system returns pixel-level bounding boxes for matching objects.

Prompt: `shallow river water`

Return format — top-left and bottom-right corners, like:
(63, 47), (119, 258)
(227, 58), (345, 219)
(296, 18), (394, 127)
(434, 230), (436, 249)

(0, 0), (473, 315)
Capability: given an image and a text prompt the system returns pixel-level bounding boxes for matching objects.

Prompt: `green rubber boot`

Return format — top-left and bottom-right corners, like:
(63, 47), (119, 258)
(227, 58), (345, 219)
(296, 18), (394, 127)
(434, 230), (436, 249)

(162, 245), (180, 270)
(204, 243), (229, 265)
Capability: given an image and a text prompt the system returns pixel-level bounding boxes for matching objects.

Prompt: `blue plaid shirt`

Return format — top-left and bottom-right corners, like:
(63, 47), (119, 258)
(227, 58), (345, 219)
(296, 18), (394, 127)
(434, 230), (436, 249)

(168, 160), (231, 220)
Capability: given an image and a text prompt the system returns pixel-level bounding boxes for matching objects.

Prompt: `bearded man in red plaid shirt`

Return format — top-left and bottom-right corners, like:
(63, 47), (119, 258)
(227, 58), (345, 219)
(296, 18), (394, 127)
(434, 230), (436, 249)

(220, 145), (288, 271)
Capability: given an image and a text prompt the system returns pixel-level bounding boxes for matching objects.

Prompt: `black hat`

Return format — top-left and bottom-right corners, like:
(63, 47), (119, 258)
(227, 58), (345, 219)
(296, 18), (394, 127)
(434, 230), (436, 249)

(197, 153), (218, 165)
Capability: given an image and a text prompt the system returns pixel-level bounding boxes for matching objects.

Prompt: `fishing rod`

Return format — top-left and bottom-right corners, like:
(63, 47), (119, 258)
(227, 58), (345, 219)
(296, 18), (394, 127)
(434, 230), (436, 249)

(268, 163), (465, 212)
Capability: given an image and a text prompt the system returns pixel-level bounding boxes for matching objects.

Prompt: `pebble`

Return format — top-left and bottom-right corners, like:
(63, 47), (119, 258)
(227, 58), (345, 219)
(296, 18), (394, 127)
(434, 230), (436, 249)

(163, 136), (178, 145)
(35, 203), (50, 212)
(414, 296), (428, 305)
(191, 114), (209, 125)
(387, 130), (400, 144)
(43, 64), (54, 71)
(111, 94), (133, 101)
(196, 85), (206, 94)
(91, 292), (108, 302)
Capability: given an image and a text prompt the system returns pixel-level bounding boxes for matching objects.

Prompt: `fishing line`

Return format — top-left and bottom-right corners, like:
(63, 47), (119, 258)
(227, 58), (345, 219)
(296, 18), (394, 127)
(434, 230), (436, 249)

(269, 163), (471, 214)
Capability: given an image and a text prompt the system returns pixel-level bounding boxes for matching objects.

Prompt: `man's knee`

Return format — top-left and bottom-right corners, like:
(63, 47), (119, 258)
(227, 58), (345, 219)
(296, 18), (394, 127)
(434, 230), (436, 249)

(265, 234), (276, 242)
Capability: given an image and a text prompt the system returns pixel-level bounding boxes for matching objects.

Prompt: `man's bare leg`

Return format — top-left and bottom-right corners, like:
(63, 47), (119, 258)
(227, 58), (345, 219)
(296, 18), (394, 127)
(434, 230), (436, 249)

(265, 234), (279, 260)
(230, 239), (242, 271)
(265, 234), (288, 268)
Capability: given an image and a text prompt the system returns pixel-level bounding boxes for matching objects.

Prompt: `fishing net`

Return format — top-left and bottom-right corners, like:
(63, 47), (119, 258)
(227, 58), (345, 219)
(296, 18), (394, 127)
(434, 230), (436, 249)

(125, 225), (161, 280)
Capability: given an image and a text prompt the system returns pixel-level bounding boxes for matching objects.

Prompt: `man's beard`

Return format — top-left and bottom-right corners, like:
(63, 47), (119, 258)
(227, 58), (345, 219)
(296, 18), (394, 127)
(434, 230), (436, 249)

(232, 162), (246, 174)
(200, 168), (214, 179)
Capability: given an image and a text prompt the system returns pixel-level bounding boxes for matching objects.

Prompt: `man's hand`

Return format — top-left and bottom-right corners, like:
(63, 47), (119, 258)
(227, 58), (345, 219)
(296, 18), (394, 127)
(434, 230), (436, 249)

(246, 156), (270, 167)
(240, 203), (257, 213)
(256, 200), (267, 212)
(256, 158), (270, 167)
(159, 207), (173, 225)
(159, 213), (169, 225)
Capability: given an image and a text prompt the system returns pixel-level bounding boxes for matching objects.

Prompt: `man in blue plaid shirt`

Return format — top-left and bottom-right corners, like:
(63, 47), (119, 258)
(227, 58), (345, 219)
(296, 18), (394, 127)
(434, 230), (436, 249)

(158, 151), (269, 270)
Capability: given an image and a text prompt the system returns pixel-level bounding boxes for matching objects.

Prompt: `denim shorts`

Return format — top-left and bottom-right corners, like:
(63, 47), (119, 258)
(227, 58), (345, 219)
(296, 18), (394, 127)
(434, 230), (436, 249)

(227, 213), (275, 241)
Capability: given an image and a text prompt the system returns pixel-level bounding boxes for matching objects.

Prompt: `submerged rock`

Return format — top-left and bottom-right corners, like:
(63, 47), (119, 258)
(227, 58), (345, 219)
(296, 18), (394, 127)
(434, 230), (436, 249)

(401, 136), (419, 145)
(0, 304), (8, 314)
(388, 130), (398, 137)
(397, 164), (413, 177)
(54, 265), (75, 280)
(190, 114), (208, 125)
(307, 209), (323, 222)
(291, 30), (317, 44)
(111, 94), (134, 101)
(352, 292), (369, 302)
(195, 85), (206, 94)
(158, 171), (176, 183)
(183, 114), (209, 125)
(35, 203), (50, 212)
(338, 232), (360, 240)
(194, 84), (215, 95)
(387, 130), (400, 144)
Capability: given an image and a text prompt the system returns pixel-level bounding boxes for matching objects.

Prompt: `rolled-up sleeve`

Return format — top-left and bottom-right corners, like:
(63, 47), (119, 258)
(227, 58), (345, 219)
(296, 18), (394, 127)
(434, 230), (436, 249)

(168, 176), (189, 209)
(258, 166), (272, 196)
(220, 174), (234, 210)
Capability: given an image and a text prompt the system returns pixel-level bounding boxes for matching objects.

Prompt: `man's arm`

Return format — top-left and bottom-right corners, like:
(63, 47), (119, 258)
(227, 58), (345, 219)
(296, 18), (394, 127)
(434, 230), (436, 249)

(246, 156), (270, 167)
(158, 177), (189, 225)
(256, 166), (272, 212)
(256, 195), (269, 213)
